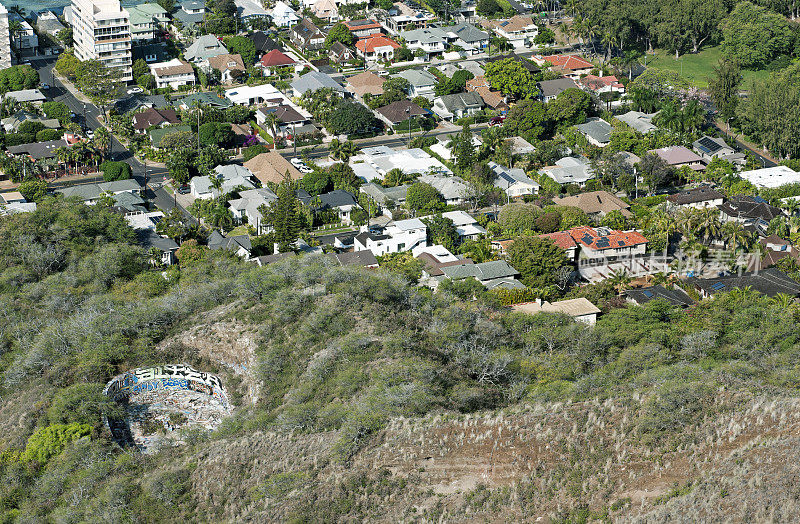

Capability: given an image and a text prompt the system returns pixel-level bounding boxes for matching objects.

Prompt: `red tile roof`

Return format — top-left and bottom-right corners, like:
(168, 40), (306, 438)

(356, 34), (400, 53)
(260, 49), (296, 67)
(538, 231), (578, 250)
(541, 54), (593, 71)
(580, 74), (624, 90)
(568, 226), (648, 250)
(344, 19), (382, 31)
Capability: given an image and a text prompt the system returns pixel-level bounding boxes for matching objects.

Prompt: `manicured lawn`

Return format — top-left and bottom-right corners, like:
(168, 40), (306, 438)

(644, 46), (771, 88)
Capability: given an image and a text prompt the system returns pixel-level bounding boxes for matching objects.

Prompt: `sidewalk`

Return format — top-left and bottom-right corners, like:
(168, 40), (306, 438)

(53, 71), (93, 105)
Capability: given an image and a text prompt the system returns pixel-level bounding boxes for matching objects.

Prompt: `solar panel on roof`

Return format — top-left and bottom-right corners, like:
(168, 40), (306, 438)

(618, 241), (625, 246)
(711, 282), (726, 290)
(643, 290), (654, 298)
(582, 234), (593, 243)
(697, 136), (720, 154)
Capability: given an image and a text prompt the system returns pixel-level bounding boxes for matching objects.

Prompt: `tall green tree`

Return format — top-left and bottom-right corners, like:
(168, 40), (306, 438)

(324, 23), (356, 48)
(708, 59), (743, 123)
(453, 123), (475, 173)
(270, 173), (304, 252)
(483, 58), (538, 99)
(507, 236), (568, 288)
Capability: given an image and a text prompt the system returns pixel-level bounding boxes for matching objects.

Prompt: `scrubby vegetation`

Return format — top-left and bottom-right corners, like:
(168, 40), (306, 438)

(0, 198), (799, 520)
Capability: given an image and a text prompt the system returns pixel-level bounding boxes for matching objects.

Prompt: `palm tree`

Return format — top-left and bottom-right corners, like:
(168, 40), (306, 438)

(600, 30), (618, 62)
(264, 112), (281, 140)
(93, 127), (112, 159)
(339, 140), (358, 162)
(681, 100), (705, 134)
(55, 146), (72, 174)
(772, 293), (795, 308)
(696, 207), (721, 243)
(722, 221), (751, 253)
(210, 174), (223, 198)
(782, 198), (799, 216)
(653, 101), (682, 133)
(728, 285), (754, 302)
(329, 137), (343, 160)
(608, 269), (632, 291)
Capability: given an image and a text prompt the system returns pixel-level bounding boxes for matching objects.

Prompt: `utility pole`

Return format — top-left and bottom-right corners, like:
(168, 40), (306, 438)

(406, 108), (411, 147)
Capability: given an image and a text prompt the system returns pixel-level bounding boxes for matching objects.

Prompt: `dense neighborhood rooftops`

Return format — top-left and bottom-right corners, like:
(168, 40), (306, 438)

(539, 231), (578, 250)
(650, 145), (704, 167)
(538, 54), (594, 72)
(396, 68), (437, 87)
(356, 34), (401, 53)
(617, 111), (658, 134)
(540, 156), (594, 185)
(580, 75), (623, 91)
(208, 53), (245, 73)
(344, 19), (382, 31)
(718, 194), (783, 222)
(7, 138), (68, 159)
(291, 71), (345, 94)
(667, 186), (725, 205)
(243, 151), (303, 184)
(185, 34), (228, 62)
(435, 91), (484, 112)
(575, 118), (612, 145)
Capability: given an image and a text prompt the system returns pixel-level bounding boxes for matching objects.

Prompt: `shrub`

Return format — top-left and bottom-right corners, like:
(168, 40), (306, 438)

(22, 423), (92, 465)
(36, 129), (63, 142)
(100, 161), (133, 181)
(4, 133), (36, 146)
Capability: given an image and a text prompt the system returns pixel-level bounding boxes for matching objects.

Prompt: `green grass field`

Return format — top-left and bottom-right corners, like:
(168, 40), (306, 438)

(644, 46), (771, 88)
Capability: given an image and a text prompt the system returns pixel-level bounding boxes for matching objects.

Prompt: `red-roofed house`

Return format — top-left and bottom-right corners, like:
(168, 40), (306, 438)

(580, 75), (625, 94)
(649, 146), (705, 171)
(539, 231), (579, 261)
(258, 49), (297, 75)
(356, 34), (401, 62)
(538, 54), (594, 79)
(568, 226), (648, 259)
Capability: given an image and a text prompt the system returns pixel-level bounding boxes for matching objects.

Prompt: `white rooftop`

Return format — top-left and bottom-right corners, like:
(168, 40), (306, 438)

(739, 165), (800, 188)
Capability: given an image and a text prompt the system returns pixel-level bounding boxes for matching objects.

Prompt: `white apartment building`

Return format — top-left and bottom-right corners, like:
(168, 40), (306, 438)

(353, 219), (428, 256)
(9, 13), (38, 51)
(0, 5), (11, 70)
(71, 0), (132, 81)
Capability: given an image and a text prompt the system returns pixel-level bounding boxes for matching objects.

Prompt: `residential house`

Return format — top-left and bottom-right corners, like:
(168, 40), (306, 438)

(417, 173), (471, 206)
(359, 182), (409, 214)
(383, 3), (435, 34)
(489, 161), (539, 198)
(225, 83), (292, 105)
(757, 235), (800, 270)
(316, 189), (359, 224)
(271, 1), (299, 27)
(172, 0), (205, 32)
(538, 231), (579, 262)
(356, 34), (400, 62)
(33, 10), (65, 39)
(1, 111), (59, 133)
(311, 0), (339, 22)
(512, 298), (601, 324)
(243, 151), (303, 185)
(396, 69), (437, 99)
(127, 3), (168, 43)
(440, 260), (522, 290)
(623, 285), (695, 307)
(3, 89), (46, 105)
(507, 136), (536, 155)
(252, 251), (296, 265)
(55, 179), (142, 205)
(429, 134), (482, 161)
(235, 0), (270, 20)
(148, 125), (192, 148)
(692, 268), (800, 299)
(480, 15), (538, 49)
(432, 91), (484, 121)
(650, 146), (705, 171)
(569, 225), (648, 261)
(553, 190), (632, 218)
(617, 111), (657, 134)
(346, 71), (385, 97)
(256, 105), (309, 136)
(173, 92), (233, 110)
(133, 43), (171, 64)
(208, 230), (252, 258)
(344, 19), (383, 38)
(227, 187), (278, 233)
(290, 18), (326, 51)
(438, 210), (486, 240)
(258, 49), (297, 75)
(208, 53), (245, 84)
(401, 27), (447, 57)
(375, 100), (427, 127)
(329, 41), (354, 64)
(465, 75), (508, 112)
(693, 135), (746, 166)
(482, 52), (541, 73)
(149, 58), (196, 89)
(356, 145), (452, 178)
(7, 138), (73, 161)
(537, 77), (577, 102)
(446, 23), (490, 54)
(190, 164), (256, 199)
(8, 13), (38, 51)
(329, 250), (379, 268)
(739, 166), (800, 189)
(115, 94), (169, 114)
(353, 218), (428, 256)
(132, 107), (181, 133)
(539, 156), (595, 186)
(536, 54), (594, 78)
(575, 118), (612, 147)
(136, 229), (180, 265)
(291, 71), (346, 97)
(247, 31), (282, 57)
(718, 195), (783, 236)
(580, 74), (624, 94)
(666, 186), (725, 209)
(184, 34), (228, 70)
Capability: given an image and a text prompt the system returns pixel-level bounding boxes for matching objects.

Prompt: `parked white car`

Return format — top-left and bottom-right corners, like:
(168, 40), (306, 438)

(290, 158), (313, 174)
